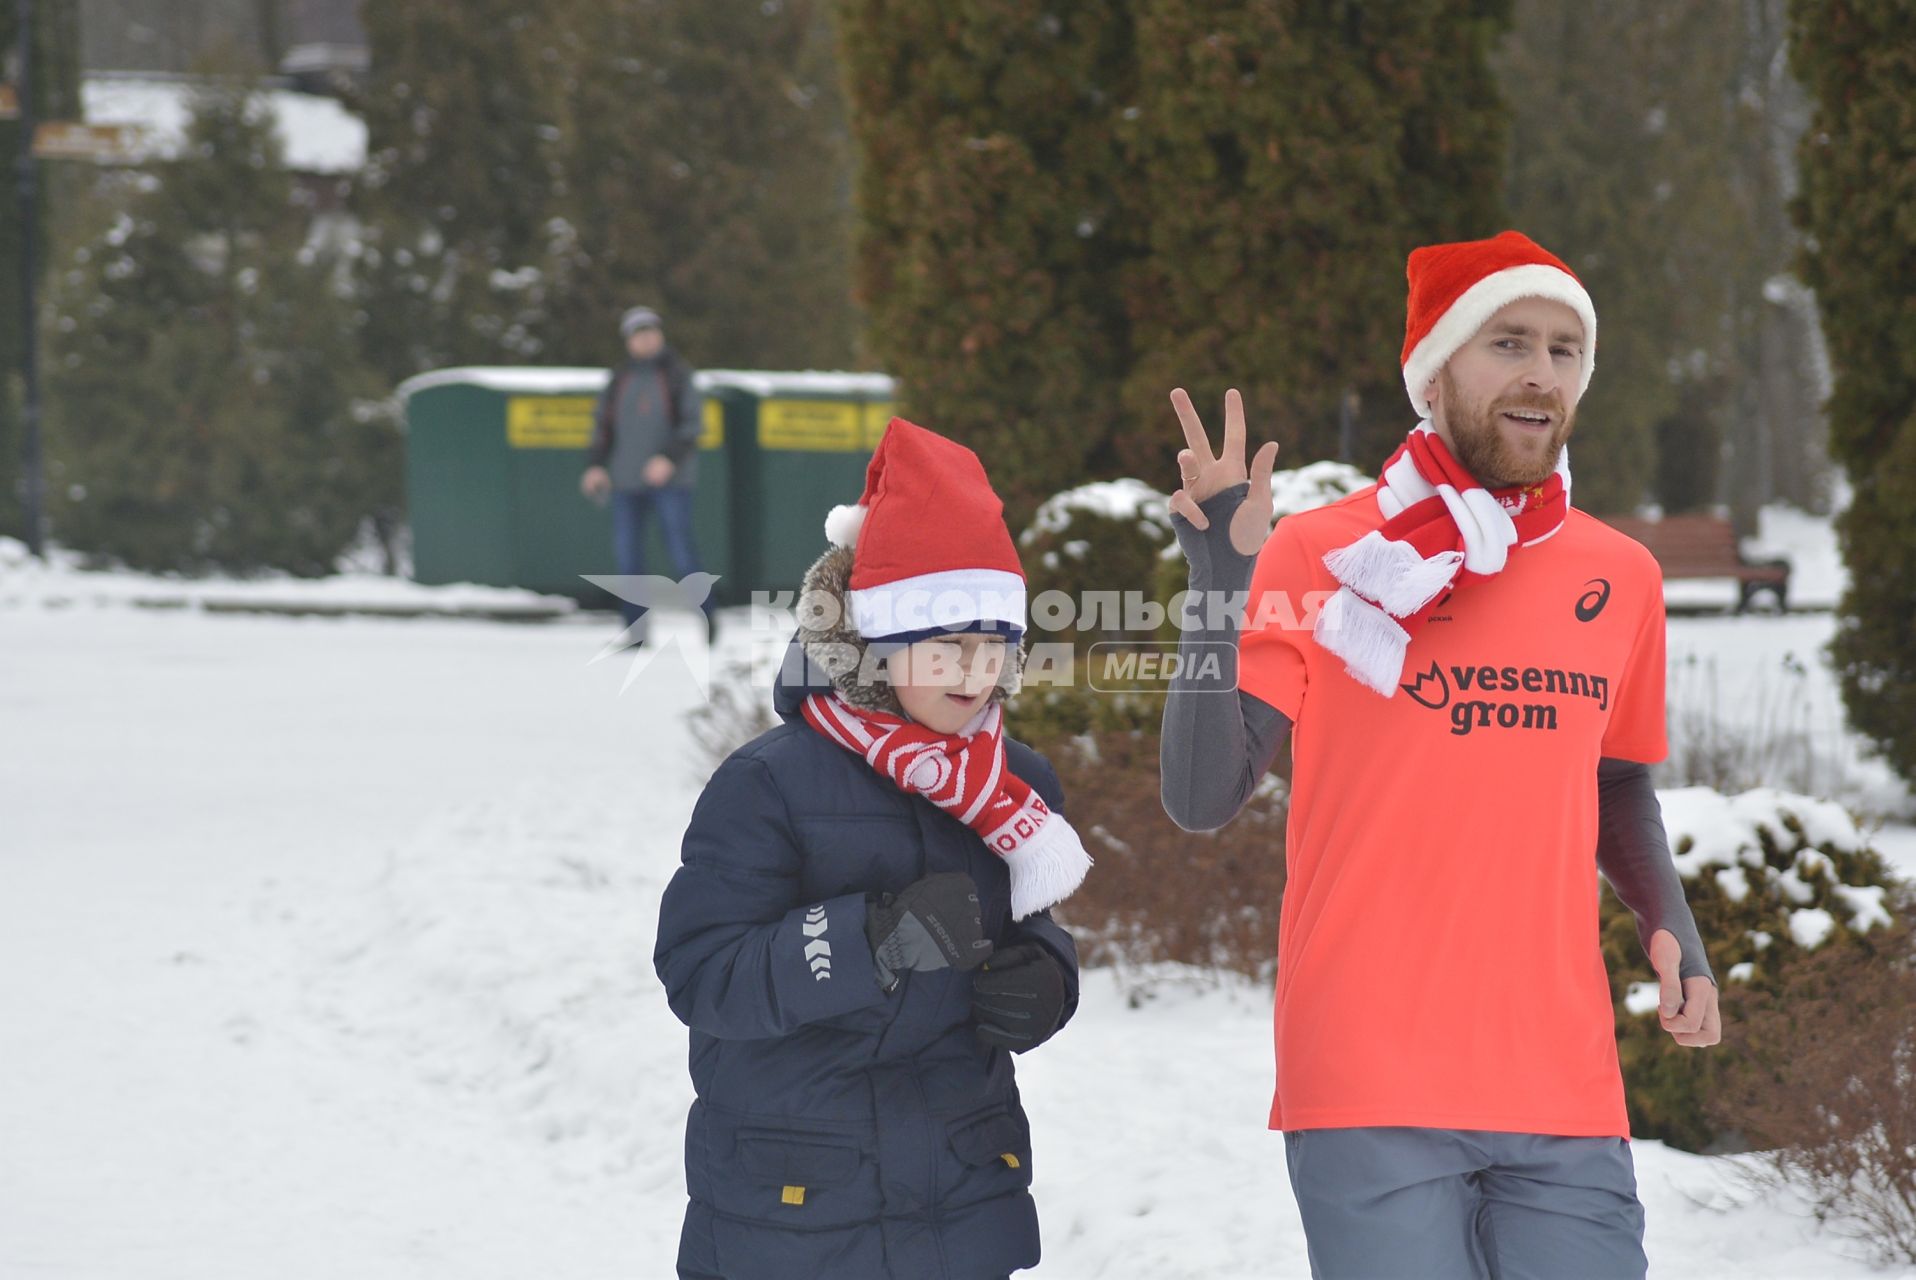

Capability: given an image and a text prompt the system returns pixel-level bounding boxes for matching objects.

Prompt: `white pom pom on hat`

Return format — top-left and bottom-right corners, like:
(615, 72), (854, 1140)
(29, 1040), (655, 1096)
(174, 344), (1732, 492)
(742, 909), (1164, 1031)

(824, 503), (868, 549)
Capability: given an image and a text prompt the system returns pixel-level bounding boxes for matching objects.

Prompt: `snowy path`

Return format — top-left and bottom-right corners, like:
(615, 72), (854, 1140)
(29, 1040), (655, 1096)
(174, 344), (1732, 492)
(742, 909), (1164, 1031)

(2, 607), (1900, 1278)
(2, 609), (688, 1278)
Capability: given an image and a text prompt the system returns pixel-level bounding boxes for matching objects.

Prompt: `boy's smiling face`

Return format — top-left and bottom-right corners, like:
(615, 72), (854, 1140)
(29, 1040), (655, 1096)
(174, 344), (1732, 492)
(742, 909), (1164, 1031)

(890, 633), (1010, 733)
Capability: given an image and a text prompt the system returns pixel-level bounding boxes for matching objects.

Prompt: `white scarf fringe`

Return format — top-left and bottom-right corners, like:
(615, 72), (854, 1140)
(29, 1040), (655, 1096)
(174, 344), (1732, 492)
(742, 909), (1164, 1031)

(1322, 530), (1464, 617)
(1313, 589), (1410, 697)
(1317, 429), (1571, 697)
(998, 815), (1094, 921)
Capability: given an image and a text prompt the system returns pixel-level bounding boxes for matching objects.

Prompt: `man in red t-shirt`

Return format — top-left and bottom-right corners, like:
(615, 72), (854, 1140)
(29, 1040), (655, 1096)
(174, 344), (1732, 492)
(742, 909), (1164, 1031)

(1159, 231), (1720, 1279)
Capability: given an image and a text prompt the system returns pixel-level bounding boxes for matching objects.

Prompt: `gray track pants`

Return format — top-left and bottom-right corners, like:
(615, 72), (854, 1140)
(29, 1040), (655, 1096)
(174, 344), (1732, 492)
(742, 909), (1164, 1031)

(1283, 1126), (1648, 1280)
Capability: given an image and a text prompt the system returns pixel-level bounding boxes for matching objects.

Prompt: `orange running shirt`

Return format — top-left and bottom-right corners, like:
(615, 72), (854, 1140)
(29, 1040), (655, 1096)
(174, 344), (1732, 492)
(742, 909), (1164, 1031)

(1238, 487), (1667, 1138)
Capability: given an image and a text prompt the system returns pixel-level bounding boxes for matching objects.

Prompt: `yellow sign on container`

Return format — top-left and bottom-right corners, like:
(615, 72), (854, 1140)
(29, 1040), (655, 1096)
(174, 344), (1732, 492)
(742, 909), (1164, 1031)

(508, 395), (722, 450)
(759, 400), (862, 451)
(862, 402), (897, 449)
(506, 396), (596, 449)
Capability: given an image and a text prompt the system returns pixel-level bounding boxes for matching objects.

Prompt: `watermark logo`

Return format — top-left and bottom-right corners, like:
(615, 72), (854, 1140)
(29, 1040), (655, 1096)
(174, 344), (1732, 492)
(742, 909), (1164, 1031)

(1086, 641), (1235, 691)
(581, 572), (720, 696)
(578, 575), (1333, 703)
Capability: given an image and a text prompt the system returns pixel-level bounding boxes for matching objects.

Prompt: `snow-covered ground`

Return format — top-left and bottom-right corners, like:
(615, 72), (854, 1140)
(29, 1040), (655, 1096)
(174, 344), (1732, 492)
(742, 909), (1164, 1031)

(1666, 612), (1913, 826)
(5, 577), (1912, 1278)
(0, 536), (572, 618)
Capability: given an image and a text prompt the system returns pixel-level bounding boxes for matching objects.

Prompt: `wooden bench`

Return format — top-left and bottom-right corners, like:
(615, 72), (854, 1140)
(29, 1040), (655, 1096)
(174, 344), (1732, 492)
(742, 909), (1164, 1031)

(1598, 514), (1791, 612)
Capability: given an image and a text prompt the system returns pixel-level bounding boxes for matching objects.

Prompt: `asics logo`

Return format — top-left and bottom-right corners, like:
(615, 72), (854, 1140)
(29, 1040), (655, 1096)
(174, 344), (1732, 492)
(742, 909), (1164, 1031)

(1576, 578), (1611, 622)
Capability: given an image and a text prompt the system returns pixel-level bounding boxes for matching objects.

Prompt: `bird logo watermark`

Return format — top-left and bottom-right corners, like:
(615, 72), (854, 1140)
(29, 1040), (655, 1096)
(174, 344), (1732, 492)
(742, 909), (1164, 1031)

(580, 572), (720, 696)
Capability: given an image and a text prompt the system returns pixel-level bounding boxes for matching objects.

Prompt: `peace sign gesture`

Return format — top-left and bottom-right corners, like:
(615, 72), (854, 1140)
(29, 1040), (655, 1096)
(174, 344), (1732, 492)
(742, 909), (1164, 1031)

(1167, 387), (1282, 557)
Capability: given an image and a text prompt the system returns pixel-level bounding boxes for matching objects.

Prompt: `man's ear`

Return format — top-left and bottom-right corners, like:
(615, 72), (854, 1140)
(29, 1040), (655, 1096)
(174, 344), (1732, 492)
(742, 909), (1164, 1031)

(1422, 374), (1441, 418)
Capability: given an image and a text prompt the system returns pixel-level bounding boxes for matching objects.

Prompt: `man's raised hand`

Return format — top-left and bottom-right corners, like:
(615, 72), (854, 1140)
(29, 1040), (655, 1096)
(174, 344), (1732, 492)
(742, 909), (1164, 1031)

(1168, 387), (1281, 557)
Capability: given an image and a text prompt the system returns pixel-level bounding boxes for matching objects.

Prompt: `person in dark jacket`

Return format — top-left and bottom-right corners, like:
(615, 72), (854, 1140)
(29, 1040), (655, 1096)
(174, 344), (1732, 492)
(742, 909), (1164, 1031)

(580, 305), (715, 642)
(655, 418), (1091, 1280)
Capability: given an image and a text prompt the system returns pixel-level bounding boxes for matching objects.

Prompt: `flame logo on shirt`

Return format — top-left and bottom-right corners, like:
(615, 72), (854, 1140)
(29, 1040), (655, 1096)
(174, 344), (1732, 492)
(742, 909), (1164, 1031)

(1400, 661), (1451, 709)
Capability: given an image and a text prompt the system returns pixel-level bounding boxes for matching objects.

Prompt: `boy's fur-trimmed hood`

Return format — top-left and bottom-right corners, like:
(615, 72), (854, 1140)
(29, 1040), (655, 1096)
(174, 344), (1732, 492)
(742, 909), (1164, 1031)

(796, 543), (1025, 716)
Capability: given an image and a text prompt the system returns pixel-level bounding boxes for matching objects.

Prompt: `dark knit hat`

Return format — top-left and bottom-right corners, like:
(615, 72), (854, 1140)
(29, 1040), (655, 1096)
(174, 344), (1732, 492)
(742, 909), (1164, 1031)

(619, 306), (663, 338)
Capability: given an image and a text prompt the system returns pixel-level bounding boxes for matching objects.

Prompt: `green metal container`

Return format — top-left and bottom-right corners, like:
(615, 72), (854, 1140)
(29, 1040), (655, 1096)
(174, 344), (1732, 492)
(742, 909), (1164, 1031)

(398, 367), (895, 609)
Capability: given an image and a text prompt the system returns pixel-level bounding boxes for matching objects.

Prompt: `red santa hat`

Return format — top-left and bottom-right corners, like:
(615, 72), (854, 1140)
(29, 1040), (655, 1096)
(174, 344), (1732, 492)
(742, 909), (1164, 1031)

(823, 418), (1027, 644)
(1400, 230), (1597, 418)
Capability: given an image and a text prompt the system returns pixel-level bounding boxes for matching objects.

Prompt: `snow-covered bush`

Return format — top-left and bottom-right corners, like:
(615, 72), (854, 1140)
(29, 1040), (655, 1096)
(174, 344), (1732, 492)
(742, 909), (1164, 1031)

(1605, 786), (1907, 1151)
(1264, 460), (1372, 520)
(1019, 463), (1370, 659)
(1019, 479), (1177, 655)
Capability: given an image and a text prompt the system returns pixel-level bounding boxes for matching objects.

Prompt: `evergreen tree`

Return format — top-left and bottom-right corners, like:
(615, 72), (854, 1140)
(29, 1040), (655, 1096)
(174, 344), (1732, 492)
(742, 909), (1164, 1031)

(0, 2), (82, 542)
(543, 0), (856, 371)
(1497, 0), (1832, 523)
(834, 0), (1139, 526)
(1496, 0), (1751, 518)
(44, 81), (393, 574)
(349, 1), (570, 382)
(1789, 0), (1916, 786)
(836, 2), (1512, 526)
(1724, 0), (1832, 524)
(352, 0), (857, 382)
(1121, 1), (1512, 481)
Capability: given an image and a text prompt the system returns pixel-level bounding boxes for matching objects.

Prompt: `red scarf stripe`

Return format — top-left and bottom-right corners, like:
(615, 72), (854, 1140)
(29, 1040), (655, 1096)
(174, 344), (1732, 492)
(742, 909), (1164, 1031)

(1315, 425), (1570, 697)
(801, 692), (1032, 841)
(797, 689), (1093, 918)
(814, 694), (874, 753)
(962, 745), (1001, 825)
(1366, 433), (1568, 630)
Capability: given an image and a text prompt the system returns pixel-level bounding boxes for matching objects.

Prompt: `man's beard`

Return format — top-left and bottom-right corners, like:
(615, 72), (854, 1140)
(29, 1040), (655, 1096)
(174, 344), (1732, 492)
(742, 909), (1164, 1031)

(1437, 366), (1575, 488)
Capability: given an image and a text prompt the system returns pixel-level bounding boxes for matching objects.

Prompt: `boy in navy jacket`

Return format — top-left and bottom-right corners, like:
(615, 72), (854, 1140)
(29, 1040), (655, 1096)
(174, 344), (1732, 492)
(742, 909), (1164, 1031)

(656, 419), (1090, 1280)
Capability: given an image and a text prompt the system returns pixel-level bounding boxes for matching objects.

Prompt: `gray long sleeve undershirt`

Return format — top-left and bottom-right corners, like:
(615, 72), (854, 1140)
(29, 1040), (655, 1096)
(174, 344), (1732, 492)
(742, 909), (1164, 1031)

(1596, 758), (1712, 983)
(1158, 484), (1713, 985)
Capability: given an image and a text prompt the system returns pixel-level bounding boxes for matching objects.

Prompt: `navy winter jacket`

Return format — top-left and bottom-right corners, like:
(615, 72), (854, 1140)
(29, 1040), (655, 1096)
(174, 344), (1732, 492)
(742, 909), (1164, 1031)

(654, 639), (1081, 1280)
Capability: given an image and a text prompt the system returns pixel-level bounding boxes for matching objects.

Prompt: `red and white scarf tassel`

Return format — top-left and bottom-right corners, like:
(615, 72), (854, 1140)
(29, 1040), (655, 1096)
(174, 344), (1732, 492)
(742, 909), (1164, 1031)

(1315, 425), (1571, 696)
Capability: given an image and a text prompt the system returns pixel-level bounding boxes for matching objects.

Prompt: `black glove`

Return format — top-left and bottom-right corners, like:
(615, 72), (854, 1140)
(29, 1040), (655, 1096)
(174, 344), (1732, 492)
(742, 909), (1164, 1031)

(971, 943), (1068, 1052)
(866, 873), (993, 993)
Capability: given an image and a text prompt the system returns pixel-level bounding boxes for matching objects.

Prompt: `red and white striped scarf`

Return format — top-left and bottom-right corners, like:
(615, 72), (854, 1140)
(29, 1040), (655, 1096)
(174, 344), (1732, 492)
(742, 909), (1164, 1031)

(800, 692), (1091, 920)
(1315, 424), (1570, 696)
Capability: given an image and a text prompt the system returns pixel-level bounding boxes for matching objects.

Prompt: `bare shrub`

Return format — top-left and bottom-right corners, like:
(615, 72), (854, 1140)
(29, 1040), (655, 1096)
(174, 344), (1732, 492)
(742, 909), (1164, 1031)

(1708, 921), (1916, 1266)
(1033, 717), (1288, 999)
(686, 657), (778, 783)
(1662, 649), (1854, 803)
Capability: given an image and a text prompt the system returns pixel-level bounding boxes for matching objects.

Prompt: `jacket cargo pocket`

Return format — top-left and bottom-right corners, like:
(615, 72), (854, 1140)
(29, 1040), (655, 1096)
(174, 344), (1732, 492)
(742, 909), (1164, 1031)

(724, 1128), (874, 1227)
(944, 1106), (1033, 1203)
